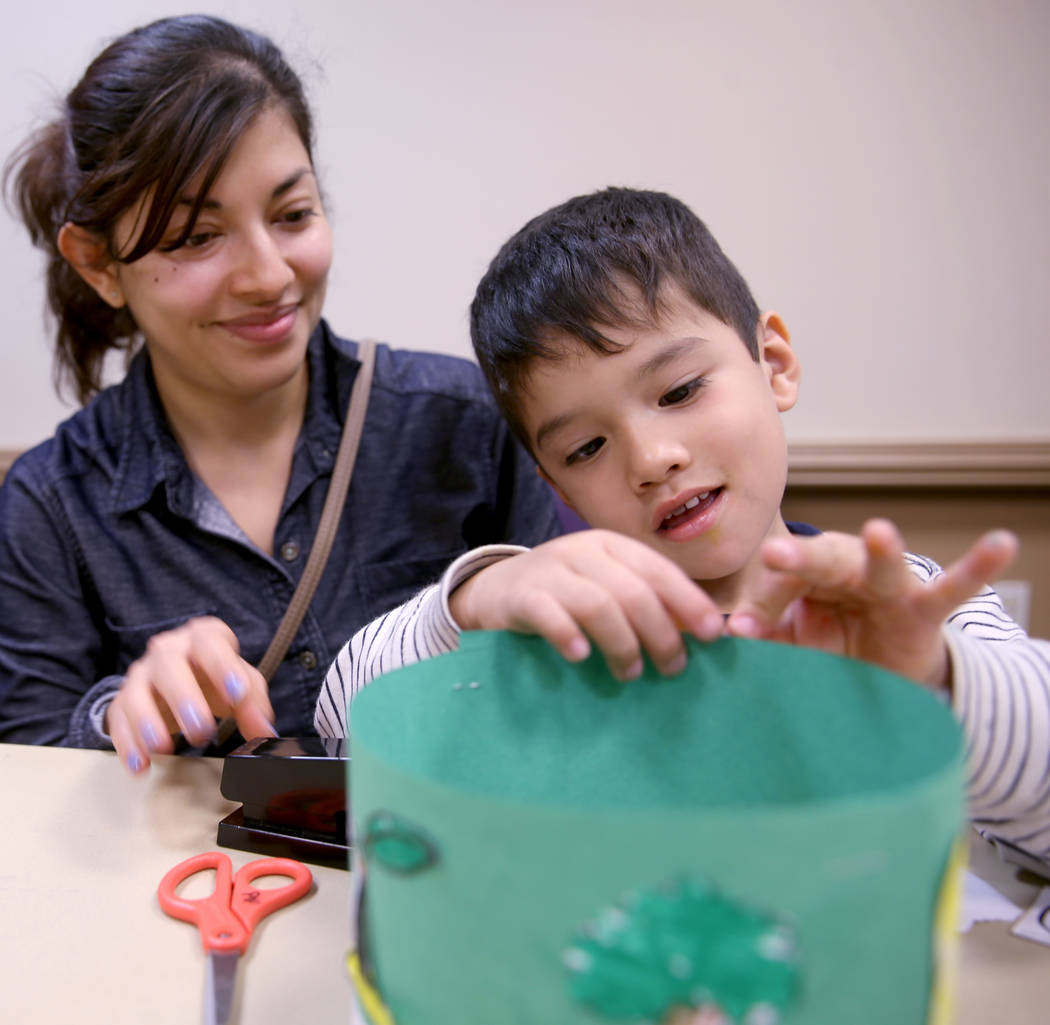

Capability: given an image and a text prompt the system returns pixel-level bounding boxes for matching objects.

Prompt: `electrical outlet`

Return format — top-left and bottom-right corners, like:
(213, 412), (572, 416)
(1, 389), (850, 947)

(994, 579), (1032, 631)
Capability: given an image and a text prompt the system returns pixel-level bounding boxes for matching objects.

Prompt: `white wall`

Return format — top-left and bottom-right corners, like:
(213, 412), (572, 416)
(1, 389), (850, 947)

(2, 0), (1047, 451)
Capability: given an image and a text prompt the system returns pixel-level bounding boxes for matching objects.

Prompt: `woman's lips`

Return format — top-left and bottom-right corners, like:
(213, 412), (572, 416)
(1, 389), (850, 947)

(219, 305), (299, 343)
(655, 487), (724, 538)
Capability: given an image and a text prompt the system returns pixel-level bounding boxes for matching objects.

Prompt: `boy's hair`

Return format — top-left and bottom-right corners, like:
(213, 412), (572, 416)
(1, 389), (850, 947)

(469, 187), (761, 449)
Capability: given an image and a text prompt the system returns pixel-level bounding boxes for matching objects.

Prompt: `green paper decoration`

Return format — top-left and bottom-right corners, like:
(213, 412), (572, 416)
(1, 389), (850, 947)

(348, 632), (966, 1025)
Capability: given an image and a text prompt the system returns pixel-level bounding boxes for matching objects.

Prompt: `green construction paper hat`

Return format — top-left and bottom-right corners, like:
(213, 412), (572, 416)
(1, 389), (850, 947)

(347, 632), (966, 1025)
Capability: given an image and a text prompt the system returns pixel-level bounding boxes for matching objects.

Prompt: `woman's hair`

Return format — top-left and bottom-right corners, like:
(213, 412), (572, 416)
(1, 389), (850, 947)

(3, 14), (315, 405)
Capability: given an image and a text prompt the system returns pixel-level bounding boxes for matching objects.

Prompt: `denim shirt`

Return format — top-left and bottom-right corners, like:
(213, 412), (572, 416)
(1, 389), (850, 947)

(0, 321), (561, 747)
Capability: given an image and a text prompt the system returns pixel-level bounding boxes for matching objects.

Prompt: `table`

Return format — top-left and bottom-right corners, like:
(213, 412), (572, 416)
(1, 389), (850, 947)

(0, 743), (350, 1024)
(1, 743), (1048, 1023)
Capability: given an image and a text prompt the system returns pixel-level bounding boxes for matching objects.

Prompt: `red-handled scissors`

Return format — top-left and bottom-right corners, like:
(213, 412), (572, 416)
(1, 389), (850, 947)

(158, 852), (313, 1025)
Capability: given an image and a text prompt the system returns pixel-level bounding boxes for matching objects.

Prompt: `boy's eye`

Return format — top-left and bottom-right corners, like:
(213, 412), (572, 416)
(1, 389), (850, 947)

(659, 376), (707, 407)
(566, 437), (605, 466)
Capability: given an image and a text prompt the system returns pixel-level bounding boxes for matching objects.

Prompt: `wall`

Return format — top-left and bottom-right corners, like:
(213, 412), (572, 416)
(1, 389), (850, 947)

(1, 0), (1048, 451)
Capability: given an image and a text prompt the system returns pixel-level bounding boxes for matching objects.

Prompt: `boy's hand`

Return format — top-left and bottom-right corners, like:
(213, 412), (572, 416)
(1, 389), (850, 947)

(726, 519), (1018, 690)
(449, 530), (725, 681)
(105, 616), (276, 774)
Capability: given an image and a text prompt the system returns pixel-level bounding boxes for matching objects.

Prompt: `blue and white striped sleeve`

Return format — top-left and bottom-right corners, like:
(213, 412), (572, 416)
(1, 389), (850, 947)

(313, 544), (528, 738)
(905, 552), (1050, 864)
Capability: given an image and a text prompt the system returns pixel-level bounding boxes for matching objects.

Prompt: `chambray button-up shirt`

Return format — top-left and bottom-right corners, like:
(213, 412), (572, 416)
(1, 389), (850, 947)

(0, 321), (560, 748)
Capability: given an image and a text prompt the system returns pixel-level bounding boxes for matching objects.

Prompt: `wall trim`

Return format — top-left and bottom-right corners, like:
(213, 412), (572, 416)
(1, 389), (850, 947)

(4, 440), (1050, 488)
(787, 439), (1050, 488)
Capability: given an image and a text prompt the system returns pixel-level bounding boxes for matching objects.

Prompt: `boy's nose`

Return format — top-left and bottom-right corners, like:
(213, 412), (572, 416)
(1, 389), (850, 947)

(625, 429), (690, 490)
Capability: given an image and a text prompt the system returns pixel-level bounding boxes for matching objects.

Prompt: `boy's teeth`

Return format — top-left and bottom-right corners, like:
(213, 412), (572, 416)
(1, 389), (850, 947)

(664, 491), (711, 521)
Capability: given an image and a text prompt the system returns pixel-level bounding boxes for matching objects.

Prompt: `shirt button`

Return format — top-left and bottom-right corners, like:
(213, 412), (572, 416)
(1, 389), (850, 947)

(298, 650), (318, 670)
(280, 541), (300, 562)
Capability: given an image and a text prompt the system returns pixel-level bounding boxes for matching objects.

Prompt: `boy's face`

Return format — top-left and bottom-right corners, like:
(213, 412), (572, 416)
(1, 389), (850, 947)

(520, 284), (800, 607)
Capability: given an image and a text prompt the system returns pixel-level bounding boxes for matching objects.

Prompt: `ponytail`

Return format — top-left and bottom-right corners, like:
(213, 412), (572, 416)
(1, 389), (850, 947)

(5, 119), (137, 405)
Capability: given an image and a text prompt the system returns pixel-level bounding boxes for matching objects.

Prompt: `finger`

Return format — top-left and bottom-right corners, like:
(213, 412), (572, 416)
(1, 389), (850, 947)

(116, 660), (179, 756)
(511, 571), (646, 681)
(727, 569), (810, 638)
(596, 534), (724, 642)
(144, 639), (218, 746)
(106, 696), (151, 774)
(916, 529), (1019, 622)
(857, 519), (914, 600)
(571, 553), (698, 676)
(502, 587), (596, 665)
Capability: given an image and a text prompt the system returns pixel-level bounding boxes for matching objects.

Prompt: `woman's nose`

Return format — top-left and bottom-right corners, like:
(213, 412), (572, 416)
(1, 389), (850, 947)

(228, 227), (295, 299)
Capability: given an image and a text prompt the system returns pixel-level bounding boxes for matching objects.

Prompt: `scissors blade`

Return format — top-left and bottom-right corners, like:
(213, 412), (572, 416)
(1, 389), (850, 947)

(204, 952), (240, 1025)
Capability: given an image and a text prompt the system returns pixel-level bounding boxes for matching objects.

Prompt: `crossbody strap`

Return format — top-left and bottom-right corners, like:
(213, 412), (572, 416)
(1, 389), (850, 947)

(256, 338), (377, 681)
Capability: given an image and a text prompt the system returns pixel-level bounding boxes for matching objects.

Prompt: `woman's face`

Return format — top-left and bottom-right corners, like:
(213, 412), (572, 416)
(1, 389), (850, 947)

(109, 105), (332, 406)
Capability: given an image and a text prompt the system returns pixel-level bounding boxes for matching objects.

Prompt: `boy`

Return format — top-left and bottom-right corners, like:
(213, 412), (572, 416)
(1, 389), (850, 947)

(317, 187), (1050, 863)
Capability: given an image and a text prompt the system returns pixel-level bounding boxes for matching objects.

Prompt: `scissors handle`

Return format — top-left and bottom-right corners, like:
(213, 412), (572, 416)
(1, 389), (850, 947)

(229, 856), (313, 936)
(158, 852), (312, 955)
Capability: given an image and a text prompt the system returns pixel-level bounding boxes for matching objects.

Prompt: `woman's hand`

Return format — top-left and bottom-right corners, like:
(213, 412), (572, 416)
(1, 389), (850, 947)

(448, 530), (725, 682)
(106, 616), (275, 773)
(726, 519), (1018, 690)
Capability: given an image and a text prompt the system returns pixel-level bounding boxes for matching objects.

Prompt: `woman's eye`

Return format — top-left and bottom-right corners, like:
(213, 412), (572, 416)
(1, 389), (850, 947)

(566, 437), (604, 466)
(279, 207), (316, 226)
(160, 230), (216, 252)
(659, 376), (706, 407)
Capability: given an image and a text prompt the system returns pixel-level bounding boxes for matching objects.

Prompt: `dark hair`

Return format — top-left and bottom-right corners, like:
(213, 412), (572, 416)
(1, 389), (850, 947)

(469, 187), (761, 446)
(3, 14), (315, 405)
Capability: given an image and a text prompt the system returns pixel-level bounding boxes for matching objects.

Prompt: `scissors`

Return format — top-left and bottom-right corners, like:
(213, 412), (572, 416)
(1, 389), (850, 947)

(157, 851), (313, 1025)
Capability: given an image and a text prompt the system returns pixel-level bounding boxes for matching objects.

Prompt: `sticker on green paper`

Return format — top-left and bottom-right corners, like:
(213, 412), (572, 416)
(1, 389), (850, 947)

(565, 876), (800, 1025)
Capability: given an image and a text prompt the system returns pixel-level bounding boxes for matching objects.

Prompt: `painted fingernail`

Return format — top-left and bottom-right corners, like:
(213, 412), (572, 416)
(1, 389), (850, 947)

(127, 751), (144, 773)
(225, 671), (247, 702)
(179, 702), (212, 739)
(140, 720), (161, 749)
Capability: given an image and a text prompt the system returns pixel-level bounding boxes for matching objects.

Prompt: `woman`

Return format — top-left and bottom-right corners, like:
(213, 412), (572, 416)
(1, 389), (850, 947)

(0, 14), (560, 771)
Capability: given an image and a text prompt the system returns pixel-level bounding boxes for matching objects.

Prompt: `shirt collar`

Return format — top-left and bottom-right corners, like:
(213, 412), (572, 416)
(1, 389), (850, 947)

(108, 321), (345, 517)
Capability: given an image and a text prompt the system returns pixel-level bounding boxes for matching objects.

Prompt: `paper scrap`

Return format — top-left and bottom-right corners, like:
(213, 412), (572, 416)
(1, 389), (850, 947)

(958, 870), (1023, 933)
(1010, 885), (1050, 947)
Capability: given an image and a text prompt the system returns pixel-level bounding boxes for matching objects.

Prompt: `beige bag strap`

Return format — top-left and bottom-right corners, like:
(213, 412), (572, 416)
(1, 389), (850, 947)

(256, 338), (377, 681)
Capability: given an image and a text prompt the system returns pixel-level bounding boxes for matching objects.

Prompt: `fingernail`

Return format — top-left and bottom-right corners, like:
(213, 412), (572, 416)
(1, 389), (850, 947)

(617, 659), (643, 682)
(663, 651), (688, 677)
(127, 751), (144, 773)
(565, 637), (591, 662)
(180, 702), (213, 739)
(698, 613), (726, 641)
(730, 614), (761, 638)
(225, 671), (247, 702)
(265, 721), (279, 737)
(140, 720), (161, 749)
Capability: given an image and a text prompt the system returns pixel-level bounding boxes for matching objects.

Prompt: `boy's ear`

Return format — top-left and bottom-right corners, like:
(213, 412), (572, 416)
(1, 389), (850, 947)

(535, 464), (578, 514)
(757, 310), (800, 413)
(57, 223), (126, 309)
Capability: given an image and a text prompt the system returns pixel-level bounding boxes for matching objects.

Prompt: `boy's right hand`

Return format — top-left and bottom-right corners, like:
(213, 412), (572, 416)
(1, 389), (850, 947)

(105, 616), (276, 775)
(448, 530), (725, 681)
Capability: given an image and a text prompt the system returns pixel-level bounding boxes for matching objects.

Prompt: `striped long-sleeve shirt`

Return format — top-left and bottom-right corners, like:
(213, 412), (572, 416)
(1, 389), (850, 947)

(315, 545), (1050, 866)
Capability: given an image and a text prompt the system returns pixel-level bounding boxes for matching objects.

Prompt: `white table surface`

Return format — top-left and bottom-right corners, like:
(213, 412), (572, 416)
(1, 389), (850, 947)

(1, 742), (1048, 1023)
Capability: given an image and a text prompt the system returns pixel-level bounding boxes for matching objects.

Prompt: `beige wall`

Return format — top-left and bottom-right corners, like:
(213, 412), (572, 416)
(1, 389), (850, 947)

(1, 0), (1048, 452)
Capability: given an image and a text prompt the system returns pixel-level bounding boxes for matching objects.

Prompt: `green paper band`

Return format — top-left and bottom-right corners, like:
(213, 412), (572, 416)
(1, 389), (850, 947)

(349, 633), (965, 1025)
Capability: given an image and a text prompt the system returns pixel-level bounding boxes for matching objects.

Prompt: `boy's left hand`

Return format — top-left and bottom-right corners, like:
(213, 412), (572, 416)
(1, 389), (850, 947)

(726, 519), (1018, 691)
